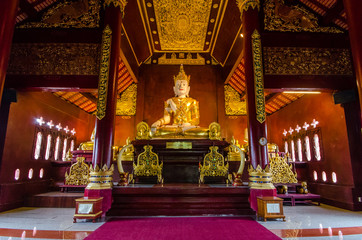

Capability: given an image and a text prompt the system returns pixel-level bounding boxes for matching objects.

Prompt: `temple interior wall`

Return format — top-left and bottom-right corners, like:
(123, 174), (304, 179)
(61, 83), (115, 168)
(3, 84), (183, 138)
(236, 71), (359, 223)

(0, 70), (358, 210)
(267, 93), (356, 208)
(0, 92), (94, 211)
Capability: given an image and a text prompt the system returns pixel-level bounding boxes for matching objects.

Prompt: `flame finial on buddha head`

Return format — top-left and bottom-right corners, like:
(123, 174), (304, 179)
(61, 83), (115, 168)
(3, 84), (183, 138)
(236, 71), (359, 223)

(173, 64), (190, 84)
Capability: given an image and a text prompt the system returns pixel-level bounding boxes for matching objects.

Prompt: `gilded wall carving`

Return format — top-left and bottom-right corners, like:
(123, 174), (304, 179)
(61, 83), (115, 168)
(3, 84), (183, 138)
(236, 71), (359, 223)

(116, 83), (137, 116)
(8, 43), (99, 75)
(263, 47), (353, 75)
(18, 0), (100, 29)
(224, 85), (247, 115)
(264, 0), (343, 33)
(153, 0), (212, 51)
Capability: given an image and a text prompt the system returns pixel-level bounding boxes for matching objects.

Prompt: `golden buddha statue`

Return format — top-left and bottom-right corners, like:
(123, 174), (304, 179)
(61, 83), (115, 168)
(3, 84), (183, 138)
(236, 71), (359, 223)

(151, 65), (208, 138)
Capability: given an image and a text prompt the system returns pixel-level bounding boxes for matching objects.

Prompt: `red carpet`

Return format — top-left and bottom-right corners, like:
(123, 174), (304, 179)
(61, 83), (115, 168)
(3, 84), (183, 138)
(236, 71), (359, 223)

(85, 217), (281, 240)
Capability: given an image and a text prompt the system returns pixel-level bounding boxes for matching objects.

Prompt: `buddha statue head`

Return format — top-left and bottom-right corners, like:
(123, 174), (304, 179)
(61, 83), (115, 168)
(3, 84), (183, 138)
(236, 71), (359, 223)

(173, 65), (191, 98)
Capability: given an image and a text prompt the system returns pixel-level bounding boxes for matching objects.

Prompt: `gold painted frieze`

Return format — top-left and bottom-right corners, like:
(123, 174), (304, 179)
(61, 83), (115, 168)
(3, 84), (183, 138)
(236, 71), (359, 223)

(18, 0), (100, 29)
(263, 47), (353, 75)
(157, 53), (205, 65)
(264, 0), (343, 33)
(8, 43), (99, 75)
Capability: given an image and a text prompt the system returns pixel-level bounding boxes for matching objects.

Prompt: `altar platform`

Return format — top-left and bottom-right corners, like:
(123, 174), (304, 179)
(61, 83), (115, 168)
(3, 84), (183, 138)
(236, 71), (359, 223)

(109, 183), (255, 217)
(25, 183), (254, 217)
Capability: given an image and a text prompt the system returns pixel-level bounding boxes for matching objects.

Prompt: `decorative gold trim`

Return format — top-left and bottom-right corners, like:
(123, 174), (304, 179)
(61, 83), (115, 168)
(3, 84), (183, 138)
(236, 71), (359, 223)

(199, 146), (229, 183)
(224, 85), (247, 115)
(133, 145), (163, 183)
(157, 53), (205, 65)
(18, 0), (100, 29)
(86, 164), (114, 190)
(248, 165), (275, 189)
(65, 157), (90, 185)
(96, 25), (112, 120)
(263, 0), (343, 33)
(251, 30), (266, 124)
(236, 0), (260, 19)
(269, 156), (298, 183)
(104, 0), (127, 15)
(208, 122), (221, 140)
(136, 122), (152, 140)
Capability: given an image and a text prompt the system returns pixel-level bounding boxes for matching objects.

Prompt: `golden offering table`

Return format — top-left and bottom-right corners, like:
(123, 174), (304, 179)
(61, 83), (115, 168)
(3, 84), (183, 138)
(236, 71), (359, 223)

(131, 139), (229, 183)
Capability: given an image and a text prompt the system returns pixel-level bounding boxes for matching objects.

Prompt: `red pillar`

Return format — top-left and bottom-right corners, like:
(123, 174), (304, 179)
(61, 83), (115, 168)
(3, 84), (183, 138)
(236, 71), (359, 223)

(92, 4), (122, 169)
(85, 1), (126, 215)
(0, 0), (19, 105)
(240, 4), (268, 169)
(344, 0), (362, 122)
(238, 1), (275, 211)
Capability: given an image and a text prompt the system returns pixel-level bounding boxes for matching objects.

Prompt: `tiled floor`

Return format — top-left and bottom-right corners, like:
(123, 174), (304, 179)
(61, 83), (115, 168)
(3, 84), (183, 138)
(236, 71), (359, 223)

(0, 204), (361, 240)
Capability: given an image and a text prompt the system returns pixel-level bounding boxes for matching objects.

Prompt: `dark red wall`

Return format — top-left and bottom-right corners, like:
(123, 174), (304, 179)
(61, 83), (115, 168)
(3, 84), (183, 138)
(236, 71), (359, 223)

(267, 93), (356, 209)
(0, 92), (94, 211)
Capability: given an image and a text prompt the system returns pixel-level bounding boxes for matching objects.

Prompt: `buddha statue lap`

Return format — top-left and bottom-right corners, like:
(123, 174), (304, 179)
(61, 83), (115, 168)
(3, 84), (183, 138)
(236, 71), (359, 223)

(151, 65), (208, 138)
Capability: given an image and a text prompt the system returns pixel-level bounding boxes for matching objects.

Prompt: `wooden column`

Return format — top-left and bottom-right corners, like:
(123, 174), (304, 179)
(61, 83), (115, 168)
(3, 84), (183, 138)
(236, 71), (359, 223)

(343, 0), (362, 122)
(0, 0), (19, 105)
(238, 0), (268, 169)
(85, 0), (126, 216)
(93, 2), (124, 169)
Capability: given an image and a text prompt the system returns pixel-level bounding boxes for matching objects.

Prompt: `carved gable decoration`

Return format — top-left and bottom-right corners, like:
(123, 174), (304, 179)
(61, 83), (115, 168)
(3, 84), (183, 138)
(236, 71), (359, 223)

(18, 0), (100, 29)
(224, 85), (247, 116)
(116, 83), (137, 116)
(8, 43), (100, 75)
(264, 0), (343, 33)
(263, 47), (353, 75)
(153, 0), (213, 51)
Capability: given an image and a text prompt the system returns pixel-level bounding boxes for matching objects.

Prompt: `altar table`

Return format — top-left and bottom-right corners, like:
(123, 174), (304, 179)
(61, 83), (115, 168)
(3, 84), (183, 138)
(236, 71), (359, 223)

(131, 139), (229, 183)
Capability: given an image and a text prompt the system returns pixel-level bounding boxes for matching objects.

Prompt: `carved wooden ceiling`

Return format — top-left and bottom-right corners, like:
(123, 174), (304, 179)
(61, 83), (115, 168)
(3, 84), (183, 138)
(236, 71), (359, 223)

(12, 0), (349, 115)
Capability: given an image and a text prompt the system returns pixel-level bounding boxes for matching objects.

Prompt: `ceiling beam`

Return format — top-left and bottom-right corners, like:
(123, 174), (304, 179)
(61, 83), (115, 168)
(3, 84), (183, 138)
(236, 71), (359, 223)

(80, 93), (98, 104)
(322, 0), (345, 25)
(265, 93), (282, 104)
(264, 75), (355, 91)
(5, 75), (98, 92)
(19, 0), (38, 19)
(262, 32), (350, 48)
